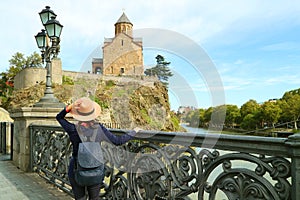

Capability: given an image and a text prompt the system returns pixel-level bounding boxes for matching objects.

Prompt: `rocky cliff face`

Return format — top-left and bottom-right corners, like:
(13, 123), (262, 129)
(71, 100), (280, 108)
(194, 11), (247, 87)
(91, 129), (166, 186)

(8, 77), (183, 132)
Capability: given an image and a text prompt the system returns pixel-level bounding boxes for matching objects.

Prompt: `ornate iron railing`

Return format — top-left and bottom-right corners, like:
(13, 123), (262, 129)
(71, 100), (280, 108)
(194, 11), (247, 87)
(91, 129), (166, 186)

(0, 122), (13, 156)
(0, 122), (7, 154)
(30, 124), (298, 200)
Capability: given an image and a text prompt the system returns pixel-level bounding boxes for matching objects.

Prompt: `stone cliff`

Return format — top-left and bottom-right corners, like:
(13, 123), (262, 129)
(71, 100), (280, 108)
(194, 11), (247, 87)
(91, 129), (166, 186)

(8, 76), (183, 132)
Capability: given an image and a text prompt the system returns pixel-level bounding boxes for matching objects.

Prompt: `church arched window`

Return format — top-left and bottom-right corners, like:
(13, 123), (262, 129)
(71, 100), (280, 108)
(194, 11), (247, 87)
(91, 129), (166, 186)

(111, 66), (114, 74)
(120, 68), (125, 74)
(95, 67), (102, 74)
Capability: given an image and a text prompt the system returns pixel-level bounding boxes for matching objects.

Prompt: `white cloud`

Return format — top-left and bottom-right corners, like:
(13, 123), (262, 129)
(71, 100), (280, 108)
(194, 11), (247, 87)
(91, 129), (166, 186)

(260, 42), (300, 51)
(264, 74), (300, 85)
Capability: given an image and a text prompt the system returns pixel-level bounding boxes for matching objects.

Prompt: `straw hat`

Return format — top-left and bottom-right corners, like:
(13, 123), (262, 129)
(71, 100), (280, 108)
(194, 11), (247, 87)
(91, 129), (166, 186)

(70, 97), (101, 121)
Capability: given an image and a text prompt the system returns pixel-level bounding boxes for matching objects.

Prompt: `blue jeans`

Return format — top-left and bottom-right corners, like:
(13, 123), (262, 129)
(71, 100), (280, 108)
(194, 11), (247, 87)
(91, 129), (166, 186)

(69, 157), (101, 200)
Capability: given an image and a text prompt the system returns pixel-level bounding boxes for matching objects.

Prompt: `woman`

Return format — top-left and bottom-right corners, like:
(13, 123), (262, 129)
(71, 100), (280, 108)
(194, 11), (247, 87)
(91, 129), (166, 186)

(56, 97), (138, 200)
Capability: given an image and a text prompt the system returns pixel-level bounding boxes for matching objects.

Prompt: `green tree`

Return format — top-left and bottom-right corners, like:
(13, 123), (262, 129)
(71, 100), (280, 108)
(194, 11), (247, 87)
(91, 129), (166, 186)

(24, 52), (43, 68)
(212, 105), (226, 126)
(198, 108), (206, 127)
(240, 114), (258, 130)
(0, 52), (42, 107)
(277, 99), (290, 123)
(184, 108), (206, 127)
(280, 93), (300, 129)
(144, 54), (173, 86)
(3, 52), (42, 82)
(203, 107), (213, 126)
(185, 109), (199, 127)
(225, 104), (241, 128)
(240, 99), (260, 119)
(0, 72), (12, 103)
(261, 101), (281, 128)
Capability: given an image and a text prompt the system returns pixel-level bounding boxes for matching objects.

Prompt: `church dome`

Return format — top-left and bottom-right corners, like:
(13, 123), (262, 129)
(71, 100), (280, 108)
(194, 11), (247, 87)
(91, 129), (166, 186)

(115, 12), (132, 25)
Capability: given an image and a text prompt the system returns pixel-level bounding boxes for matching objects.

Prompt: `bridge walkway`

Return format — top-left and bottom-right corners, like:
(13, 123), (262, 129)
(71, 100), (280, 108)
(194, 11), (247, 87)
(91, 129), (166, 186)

(0, 154), (72, 200)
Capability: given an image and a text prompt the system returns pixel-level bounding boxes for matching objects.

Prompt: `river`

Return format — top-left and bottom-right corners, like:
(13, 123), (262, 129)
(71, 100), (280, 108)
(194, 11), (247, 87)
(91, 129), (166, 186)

(181, 124), (238, 135)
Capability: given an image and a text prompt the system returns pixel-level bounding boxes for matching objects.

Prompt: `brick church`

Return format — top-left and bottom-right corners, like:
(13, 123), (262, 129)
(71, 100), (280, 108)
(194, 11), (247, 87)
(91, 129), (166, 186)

(92, 12), (144, 76)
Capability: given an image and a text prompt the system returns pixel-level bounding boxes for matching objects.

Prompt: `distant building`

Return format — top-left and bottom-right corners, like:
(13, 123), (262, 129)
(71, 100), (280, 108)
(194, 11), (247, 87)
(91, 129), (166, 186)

(92, 12), (144, 76)
(92, 58), (103, 74)
(178, 106), (196, 114)
(268, 98), (278, 103)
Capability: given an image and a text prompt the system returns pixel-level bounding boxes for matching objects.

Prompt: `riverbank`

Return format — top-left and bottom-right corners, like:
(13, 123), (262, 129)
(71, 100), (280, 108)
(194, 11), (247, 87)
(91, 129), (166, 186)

(181, 124), (294, 137)
(223, 127), (295, 137)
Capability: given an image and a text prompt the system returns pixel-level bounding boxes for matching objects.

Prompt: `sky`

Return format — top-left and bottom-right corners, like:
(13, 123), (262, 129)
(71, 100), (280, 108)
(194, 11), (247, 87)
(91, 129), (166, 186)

(1, 0), (300, 111)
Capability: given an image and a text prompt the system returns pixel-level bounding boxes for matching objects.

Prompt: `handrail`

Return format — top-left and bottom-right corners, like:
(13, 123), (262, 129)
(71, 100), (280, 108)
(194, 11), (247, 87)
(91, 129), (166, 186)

(111, 128), (289, 156)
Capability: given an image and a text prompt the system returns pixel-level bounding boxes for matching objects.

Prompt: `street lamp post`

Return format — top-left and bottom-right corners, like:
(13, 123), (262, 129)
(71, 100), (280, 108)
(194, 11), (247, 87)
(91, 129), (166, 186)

(34, 6), (65, 108)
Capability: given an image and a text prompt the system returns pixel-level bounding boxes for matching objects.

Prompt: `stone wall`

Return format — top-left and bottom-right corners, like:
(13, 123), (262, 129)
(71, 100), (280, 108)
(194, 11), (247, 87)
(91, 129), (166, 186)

(101, 75), (157, 87)
(14, 68), (46, 90)
(62, 70), (101, 81)
(62, 71), (158, 87)
(14, 58), (62, 90)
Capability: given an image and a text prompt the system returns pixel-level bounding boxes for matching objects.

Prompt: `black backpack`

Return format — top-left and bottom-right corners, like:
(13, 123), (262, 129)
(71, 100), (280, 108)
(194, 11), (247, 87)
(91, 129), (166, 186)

(74, 127), (105, 186)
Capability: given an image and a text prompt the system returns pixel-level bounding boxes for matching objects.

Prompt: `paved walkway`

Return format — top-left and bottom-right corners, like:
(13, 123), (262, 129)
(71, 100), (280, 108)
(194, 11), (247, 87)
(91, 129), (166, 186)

(0, 154), (73, 200)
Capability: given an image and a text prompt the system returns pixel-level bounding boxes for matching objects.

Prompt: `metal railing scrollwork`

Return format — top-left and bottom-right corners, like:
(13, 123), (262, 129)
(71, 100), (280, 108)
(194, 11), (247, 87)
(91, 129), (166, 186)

(30, 124), (295, 199)
(30, 125), (73, 195)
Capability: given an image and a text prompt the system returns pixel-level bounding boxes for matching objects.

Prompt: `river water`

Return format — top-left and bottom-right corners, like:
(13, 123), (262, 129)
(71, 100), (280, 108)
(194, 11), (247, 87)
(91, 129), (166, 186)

(181, 124), (237, 135)
(181, 125), (211, 134)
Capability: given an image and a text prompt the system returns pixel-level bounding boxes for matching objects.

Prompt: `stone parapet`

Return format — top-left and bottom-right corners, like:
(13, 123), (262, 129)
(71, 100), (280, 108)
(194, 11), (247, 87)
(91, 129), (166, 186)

(9, 107), (72, 172)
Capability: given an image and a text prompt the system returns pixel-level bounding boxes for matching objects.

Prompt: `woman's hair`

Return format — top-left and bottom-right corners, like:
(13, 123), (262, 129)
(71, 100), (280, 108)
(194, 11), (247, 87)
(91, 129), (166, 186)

(79, 120), (99, 129)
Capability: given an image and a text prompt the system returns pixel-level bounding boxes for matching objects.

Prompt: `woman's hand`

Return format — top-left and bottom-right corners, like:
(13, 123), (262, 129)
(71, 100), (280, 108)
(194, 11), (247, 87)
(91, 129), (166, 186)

(66, 104), (72, 113)
(134, 127), (143, 133)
